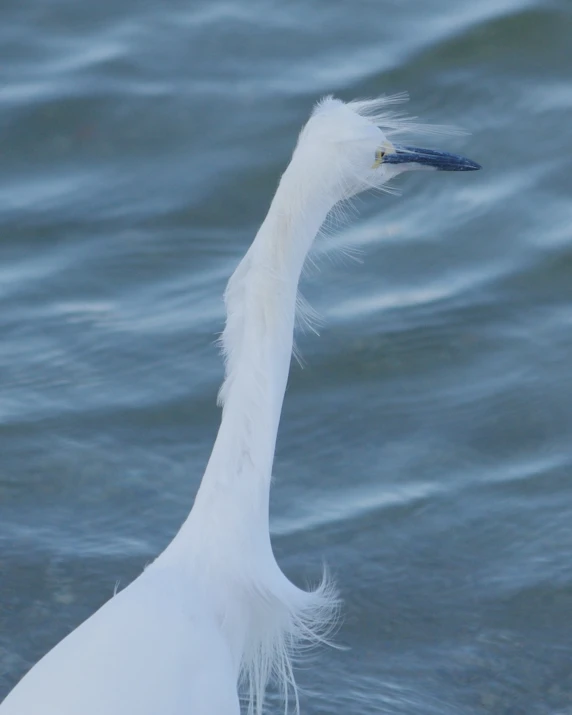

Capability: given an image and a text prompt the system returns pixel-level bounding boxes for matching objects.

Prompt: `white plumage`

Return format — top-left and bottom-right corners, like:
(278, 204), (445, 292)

(1, 96), (479, 715)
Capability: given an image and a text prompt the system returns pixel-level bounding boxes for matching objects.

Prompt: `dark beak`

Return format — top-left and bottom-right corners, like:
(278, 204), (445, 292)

(384, 144), (481, 171)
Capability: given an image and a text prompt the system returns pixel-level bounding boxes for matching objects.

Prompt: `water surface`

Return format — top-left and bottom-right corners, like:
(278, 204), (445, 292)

(2, 0), (572, 712)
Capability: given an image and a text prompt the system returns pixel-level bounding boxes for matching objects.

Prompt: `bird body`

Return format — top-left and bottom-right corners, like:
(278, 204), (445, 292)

(3, 563), (239, 714)
(1, 96), (479, 715)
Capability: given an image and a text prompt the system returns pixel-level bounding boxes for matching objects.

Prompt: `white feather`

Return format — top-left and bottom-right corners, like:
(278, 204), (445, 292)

(0, 95), (476, 715)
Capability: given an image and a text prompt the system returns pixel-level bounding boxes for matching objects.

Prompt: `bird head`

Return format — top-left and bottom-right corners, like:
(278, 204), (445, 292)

(288, 96), (480, 205)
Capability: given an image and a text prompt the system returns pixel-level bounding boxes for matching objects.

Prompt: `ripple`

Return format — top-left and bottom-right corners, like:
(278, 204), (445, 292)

(272, 480), (439, 537)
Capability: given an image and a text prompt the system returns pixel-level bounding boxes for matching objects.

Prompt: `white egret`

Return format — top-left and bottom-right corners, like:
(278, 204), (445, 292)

(1, 96), (479, 715)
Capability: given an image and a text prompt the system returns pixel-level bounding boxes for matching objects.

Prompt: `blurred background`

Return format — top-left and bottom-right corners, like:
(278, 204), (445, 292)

(1, 0), (572, 712)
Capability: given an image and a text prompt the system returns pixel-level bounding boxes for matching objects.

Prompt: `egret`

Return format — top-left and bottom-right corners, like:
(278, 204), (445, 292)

(1, 95), (480, 715)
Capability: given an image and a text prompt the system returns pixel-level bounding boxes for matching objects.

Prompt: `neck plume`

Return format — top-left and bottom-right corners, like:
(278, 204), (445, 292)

(173, 158), (338, 715)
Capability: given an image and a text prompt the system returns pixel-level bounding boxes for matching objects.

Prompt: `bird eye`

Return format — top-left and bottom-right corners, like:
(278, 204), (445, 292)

(372, 149), (385, 169)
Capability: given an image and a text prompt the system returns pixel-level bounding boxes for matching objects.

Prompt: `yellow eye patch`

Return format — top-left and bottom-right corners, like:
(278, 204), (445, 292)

(372, 141), (396, 169)
(372, 149), (385, 169)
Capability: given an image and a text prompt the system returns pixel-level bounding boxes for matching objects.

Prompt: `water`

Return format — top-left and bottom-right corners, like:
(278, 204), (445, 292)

(1, 0), (572, 711)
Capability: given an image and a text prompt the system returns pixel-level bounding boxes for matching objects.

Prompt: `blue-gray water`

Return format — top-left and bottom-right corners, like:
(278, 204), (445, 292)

(2, 0), (572, 712)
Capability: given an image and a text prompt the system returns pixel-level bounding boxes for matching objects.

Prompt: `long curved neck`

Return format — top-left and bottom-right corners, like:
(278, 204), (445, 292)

(174, 168), (333, 548)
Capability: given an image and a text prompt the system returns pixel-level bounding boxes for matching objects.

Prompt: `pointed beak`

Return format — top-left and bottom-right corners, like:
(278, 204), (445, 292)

(383, 144), (481, 171)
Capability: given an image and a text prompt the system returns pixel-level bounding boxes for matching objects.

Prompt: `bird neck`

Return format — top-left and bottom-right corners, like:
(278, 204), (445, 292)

(174, 169), (332, 550)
